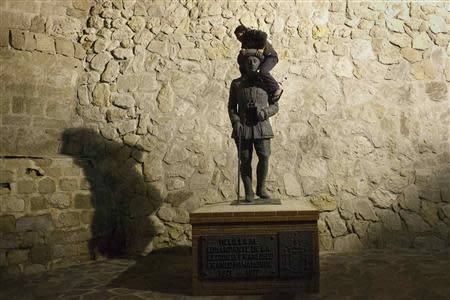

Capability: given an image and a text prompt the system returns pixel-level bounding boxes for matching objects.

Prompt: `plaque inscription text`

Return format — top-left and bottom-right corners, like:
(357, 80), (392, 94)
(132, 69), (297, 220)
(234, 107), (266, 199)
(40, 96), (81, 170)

(201, 235), (278, 280)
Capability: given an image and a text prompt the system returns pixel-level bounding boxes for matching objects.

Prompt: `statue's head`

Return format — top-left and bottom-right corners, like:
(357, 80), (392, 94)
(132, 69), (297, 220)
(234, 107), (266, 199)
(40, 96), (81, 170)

(234, 25), (248, 42)
(244, 55), (261, 74)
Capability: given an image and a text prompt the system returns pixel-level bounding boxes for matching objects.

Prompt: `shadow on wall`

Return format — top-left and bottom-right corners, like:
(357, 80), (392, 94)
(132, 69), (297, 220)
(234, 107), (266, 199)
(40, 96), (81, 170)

(60, 128), (163, 258)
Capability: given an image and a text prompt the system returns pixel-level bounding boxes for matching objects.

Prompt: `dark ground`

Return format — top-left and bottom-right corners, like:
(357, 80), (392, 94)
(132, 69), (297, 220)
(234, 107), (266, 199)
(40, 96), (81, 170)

(1, 248), (450, 300)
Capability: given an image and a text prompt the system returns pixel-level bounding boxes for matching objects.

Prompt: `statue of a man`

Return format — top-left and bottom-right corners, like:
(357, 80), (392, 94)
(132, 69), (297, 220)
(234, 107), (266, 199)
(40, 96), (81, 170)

(228, 55), (279, 202)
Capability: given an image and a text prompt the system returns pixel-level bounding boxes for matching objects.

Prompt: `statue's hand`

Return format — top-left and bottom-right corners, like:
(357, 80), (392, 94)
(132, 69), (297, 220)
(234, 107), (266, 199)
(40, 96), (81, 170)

(255, 49), (264, 59)
(232, 121), (243, 136)
(241, 49), (259, 56)
(257, 108), (267, 121)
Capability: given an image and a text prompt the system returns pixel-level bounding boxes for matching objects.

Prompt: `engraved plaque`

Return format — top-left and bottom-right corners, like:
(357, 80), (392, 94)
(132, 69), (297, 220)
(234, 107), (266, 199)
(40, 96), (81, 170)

(279, 231), (314, 278)
(200, 235), (278, 280)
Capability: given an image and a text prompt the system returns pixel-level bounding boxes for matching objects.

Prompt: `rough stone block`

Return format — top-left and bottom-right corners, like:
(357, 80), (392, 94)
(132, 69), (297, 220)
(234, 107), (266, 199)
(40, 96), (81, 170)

(80, 210), (93, 224)
(59, 178), (78, 191)
(30, 196), (48, 210)
(92, 83), (111, 107)
(1, 195), (25, 212)
(167, 177), (185, 191)
(16, 214), (53, 232)
(101, 60), (120, 82)
(400, 48), (422, 63)
(420, 201), (439, 226)
(112, 47), (134, 59)
(45, 100), (75, 121)
(55, 37), (74, 57)
(147, 40), (168, 57)
(157, 205), (175, 222)
(10, 29), (25, 50)
(425, 81), (448, 102)
(74, 193), (91, 209)
(6, 249), (29, 265)
(441, 205), (450, 219)
(90, 52), (111, 73)
(40, 3), (66, 16)
(72, 0), (91, 11)
(284, 173), (303, 196)
(74, 42), (86, 59)
(0, 184), (11, 196)
(35, 33), (55, 54)
(30, 244), (51, 264)
(156, 84), (174, 113)
(23, 32), (36, 51)
(116, 119), (137, 135)
(79, 178), (90, 190)
(127, 16), (146, 32)
(31, 117), (67, 129)
(310, 194), (337, 211)
(8, 0), (40, 13)
(116, 74), (140, 92)
(0, 29), (9, 47)
(334, 234), (363, 252)
(49, 193), (71, 209)
(16, 180), (37, 194)
(355, 198), (378, 221)
(52, 244), (77, 258)
(58, 212), (79, 227)
(61, 167), (80, 177)
(30, 15), (46, 33)
(325, 211), (348, 237)
(148, 215), (165, 235)
(76, 242), (90, 256)
(0, 215), (16, 233)
(0, 11), (32, 30)
(399, 211), (430, 233)
(319, 233), (333, 251)
(38, 177), (56, 194)
(376, 211), (399, 232)
(0, 170), (14, 182)
(22, 231), (43, 248)
(50, 229), (91, 244)
(172, 207), (189, 223)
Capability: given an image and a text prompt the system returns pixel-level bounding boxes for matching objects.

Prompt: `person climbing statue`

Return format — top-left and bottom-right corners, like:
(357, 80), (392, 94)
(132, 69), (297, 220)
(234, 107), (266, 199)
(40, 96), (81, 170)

(234, 24), (283, 103)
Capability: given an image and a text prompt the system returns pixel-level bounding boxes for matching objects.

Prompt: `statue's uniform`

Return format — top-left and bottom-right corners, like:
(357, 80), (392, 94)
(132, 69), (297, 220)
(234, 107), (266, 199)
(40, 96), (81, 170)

(228, 76), (279, 199)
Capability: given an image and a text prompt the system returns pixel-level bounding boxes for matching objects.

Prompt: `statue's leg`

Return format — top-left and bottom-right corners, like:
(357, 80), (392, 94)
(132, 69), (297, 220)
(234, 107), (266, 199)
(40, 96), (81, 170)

(255, 139), (271, 199)
(239, 139), (254, 201)
(259, 56), (283, 102)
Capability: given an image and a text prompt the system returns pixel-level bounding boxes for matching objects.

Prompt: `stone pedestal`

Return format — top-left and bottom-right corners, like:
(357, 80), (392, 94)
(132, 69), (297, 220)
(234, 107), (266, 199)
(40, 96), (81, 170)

(190, 199), (319, 296)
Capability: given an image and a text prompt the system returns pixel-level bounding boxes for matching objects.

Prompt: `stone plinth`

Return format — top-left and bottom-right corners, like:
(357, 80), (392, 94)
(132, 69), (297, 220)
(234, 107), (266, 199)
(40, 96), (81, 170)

(190, 199), (319, 295)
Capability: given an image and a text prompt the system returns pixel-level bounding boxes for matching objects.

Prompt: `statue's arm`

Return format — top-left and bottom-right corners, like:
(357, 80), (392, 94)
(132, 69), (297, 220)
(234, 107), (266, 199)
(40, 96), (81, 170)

(265, 101), (279, 118)
(228, 82), (240, 125)
(257, 101), (279, 121)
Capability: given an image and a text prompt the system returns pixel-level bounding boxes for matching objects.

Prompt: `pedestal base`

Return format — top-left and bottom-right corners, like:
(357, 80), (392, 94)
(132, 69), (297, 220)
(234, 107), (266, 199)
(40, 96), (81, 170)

(190, 199), (319, 296)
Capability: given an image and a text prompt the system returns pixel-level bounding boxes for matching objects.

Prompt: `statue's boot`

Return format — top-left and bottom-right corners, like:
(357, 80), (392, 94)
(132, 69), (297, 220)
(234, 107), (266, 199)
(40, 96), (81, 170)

(256, 158), (271, 199)
(242, 175), (254, 202)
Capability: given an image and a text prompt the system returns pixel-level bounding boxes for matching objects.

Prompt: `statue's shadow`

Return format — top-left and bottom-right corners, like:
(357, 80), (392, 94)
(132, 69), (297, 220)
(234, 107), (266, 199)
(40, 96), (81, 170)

(107, 246), (192, 295)
(61, 128), (162, 258)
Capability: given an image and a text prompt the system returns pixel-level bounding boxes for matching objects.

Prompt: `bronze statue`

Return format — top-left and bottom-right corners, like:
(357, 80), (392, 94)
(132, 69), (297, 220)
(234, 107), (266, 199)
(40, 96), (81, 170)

(228, 55), (279, 202)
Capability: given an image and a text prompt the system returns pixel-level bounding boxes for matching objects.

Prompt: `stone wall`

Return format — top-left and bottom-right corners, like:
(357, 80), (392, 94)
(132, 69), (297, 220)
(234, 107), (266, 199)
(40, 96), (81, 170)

(1, 0), (450, 277)
(0, 157), (92, 276)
